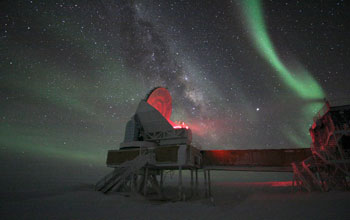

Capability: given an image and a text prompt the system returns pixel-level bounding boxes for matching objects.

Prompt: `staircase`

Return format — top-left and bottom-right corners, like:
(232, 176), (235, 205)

(293, 102), (350, 192)
(95, 154), (152, 194)
(293, 137), (349, 192)
(292, 156), (324, 192)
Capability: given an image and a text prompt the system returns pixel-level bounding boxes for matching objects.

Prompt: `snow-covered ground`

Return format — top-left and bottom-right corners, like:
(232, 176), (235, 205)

(1, 156), (349, 220)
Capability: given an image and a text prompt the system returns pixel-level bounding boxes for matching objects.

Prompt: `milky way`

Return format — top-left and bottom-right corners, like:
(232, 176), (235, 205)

(1, 0), (349, 165)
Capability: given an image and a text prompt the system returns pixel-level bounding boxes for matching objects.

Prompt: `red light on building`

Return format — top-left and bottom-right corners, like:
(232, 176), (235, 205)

(146, 87), (189, 130)
(173, 121), (189, 129)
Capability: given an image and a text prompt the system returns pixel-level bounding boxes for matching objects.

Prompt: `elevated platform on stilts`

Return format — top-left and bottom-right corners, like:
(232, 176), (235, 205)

(96, 145), (312, 199)
(96, 144), (202, 199)
(96, 88), (349, 200)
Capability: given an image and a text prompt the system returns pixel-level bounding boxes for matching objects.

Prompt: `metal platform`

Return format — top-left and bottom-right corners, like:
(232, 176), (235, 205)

(203, 166), (293, 172)
(201, 148), (311, 170)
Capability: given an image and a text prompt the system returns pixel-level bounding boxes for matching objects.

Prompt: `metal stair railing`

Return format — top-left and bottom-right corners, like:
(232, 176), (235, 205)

(95, 168), (125, 191)
(95, 153), (153, 193)
(302, 158), (324, 191)
(108, 154), (152, 193)
(313, 143), (350, 176)
(292, 162), (312, 192)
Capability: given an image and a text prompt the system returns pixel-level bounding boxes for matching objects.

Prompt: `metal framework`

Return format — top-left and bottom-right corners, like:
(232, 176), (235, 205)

(96, 146), (202, 200)
(292, 101), (350, 192)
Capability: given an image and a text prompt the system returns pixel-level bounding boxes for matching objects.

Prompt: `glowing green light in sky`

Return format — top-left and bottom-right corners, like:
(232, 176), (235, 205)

(0, 16), (147, 162)
(240, 0), (326, 147)
(0, 124), (105, 164)
(241, 0), (324, 100)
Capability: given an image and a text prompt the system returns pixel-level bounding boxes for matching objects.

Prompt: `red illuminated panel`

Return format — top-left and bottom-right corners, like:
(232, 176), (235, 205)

(211, 150), (230, 158)
(146, 87), (189, 129)
(146, 87), (172, 121)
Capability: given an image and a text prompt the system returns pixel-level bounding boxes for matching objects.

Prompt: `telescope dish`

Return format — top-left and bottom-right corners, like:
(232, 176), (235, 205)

(145, 87), (172, 121)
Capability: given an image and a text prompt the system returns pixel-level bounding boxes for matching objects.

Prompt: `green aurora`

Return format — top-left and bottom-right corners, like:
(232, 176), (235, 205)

(0, 14), (146, 165)
(1, 1), (341, 166)
(241, 0), (325, 146)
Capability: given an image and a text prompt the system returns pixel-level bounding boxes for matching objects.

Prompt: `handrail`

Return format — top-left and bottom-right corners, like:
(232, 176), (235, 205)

(313, 101), (330, 122)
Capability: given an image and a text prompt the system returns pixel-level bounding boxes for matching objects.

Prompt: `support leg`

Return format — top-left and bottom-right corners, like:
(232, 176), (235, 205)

(191, 169), (194, 197)
(134, 173), (140, 193)
(150, 174), (162, 198)
(204, 169), (208, 198)
(195, 168), (198, 196)
(160, 169), (164, 193)
(137, 173), (143, 192)
(208, 170), (211, 198)
(131, 173), (135, 192)
(178, 166), (183, 200)
(143, 167), (149, 196)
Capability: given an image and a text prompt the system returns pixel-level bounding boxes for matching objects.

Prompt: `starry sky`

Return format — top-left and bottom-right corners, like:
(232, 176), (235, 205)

(1, 0), (349, 165)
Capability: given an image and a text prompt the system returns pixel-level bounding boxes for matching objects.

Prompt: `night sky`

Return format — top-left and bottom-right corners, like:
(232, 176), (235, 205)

(1, 0), (349, 165)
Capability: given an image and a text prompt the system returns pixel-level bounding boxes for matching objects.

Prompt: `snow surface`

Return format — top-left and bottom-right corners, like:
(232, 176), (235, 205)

(1, 156), (349, 220)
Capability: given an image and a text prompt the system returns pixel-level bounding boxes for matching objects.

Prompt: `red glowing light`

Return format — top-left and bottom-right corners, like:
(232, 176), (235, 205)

(211, 150), (229, 158)
(173, 121), (189, 129)
(146, 87), (189, 130)
(146, 87), (172, 121)
(218, 181), (293, 187)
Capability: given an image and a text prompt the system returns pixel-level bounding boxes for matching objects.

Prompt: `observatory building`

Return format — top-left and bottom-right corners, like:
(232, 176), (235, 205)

(95, 87), (202, 198)
(96, 88), (349, 199)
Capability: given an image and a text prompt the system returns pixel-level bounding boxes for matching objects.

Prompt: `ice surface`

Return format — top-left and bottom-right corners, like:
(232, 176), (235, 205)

(1, 154), (349, 220)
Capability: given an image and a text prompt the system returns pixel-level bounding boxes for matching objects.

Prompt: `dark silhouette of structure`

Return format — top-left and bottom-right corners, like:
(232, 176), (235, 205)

(292, 101), (350, 191)
(96, 89), (349, 200)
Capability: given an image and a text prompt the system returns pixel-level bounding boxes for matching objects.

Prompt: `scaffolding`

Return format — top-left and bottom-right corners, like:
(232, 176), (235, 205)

(292, 101), (350, 191)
